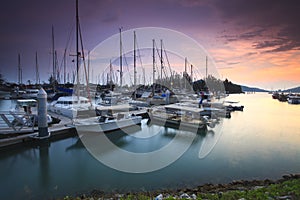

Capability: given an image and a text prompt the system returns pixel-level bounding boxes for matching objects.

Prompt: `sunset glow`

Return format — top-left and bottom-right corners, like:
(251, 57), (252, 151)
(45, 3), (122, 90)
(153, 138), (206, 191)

(0, 0), (299, 90)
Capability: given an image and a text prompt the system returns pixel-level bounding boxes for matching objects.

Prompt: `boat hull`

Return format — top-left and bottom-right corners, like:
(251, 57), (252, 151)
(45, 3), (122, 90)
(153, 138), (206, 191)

(288, 97), (300, 104)
(75, 116), (142, 133)
(149, 114), (206, 133)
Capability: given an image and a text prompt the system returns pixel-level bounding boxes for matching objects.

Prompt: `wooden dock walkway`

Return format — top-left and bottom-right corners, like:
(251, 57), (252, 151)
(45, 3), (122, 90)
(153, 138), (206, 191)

(0, 111), (76, 149)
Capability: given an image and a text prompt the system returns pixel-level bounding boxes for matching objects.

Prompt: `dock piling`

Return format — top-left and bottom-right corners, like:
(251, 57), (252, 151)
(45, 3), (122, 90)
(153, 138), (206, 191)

(37, 88), (49, 138)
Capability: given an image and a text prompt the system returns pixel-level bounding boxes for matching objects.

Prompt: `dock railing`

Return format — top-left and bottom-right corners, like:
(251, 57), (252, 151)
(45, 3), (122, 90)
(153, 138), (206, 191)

(0, 111), (36, 133)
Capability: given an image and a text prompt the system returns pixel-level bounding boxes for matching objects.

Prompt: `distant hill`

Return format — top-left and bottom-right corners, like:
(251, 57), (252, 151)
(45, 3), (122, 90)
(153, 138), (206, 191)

(241, 85), (269, 93)
(283, 86), (300, 93)
(223, 79), (243, 94)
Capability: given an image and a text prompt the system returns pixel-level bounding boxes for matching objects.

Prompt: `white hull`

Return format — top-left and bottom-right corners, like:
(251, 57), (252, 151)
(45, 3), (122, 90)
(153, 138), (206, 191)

(75, 116), (142, 133)
(48, 96), (93, 118)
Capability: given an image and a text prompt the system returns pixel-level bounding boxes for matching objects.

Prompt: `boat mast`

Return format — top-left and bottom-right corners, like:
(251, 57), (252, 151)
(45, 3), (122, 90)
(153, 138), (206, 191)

(18, 53), (22, 85)
(119, 27), (123, 87)
(52, 25), (56, 83)
(185, 57), (187, 73)
(152, 39), (155, 95)
(76, 0), (80, 91)
(143, 67), (145, 86)
(184, 57), (187, 89)
(109, 59), (113, 90)
(55, 51), (59, 82)
(160, 39), (163, 87)
(133, 31), (137, 88)
(190, 64), (193, 83)
(63, 49), (67, 84)
(205, 56), (208, 80)
(35, 51), (40, 85)
(88, 50), (90, 85)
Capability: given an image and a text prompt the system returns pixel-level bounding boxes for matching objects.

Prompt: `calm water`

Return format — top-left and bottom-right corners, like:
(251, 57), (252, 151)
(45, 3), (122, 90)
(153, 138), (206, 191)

(1, 93), (300, 199)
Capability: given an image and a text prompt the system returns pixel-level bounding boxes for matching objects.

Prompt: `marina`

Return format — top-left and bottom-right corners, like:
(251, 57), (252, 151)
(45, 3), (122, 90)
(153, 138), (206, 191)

(1, 93), (300, 200)
(0, 0), (300, 199)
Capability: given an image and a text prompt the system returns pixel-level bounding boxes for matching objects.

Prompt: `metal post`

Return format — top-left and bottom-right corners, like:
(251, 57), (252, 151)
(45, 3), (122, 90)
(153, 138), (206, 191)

(38, 88), (49, 138)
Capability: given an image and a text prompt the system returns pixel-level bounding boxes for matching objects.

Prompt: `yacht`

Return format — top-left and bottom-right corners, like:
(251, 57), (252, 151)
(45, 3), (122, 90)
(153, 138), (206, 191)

(148, 104), (219, 133)
(22, 89), (39, 99)
(288, 95), (300, 104)
(74, 104), (142, 133)
(48, 96), (94, 118)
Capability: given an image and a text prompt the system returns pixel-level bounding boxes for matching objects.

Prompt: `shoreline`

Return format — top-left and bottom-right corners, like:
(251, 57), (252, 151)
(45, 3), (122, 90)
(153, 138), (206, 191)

(61, 173), (300, 199)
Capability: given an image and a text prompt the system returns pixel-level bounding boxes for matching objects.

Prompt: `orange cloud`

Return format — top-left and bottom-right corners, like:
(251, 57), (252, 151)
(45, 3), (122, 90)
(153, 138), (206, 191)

(207, 39), (300, 89)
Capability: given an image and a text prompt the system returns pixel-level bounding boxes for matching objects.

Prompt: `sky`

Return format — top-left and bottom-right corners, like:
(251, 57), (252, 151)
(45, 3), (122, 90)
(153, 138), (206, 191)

(1, 0), (300, 90)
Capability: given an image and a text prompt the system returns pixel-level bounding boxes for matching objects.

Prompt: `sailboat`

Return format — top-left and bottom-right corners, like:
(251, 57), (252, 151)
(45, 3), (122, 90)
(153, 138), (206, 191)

(48, 0), (93, 119)
(68, 0), (142, 132)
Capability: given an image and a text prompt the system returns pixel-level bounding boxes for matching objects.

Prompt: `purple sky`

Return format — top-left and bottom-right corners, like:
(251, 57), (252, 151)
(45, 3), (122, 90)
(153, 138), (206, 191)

(1, 0), (300, 89)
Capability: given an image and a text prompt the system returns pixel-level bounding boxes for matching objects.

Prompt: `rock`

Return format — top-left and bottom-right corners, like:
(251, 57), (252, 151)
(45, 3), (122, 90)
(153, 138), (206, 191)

(282, 174), (292, 180)
(277, 195), (292, 200)
(264, 179), (275, 185)
(291, 174), (300, 179)
(218, 192), (223, 198)
(155, 194), (163, 200)
(114, 193), (124, 198)
(179, 193), (190, 199)
(253, 186), (264, 190)
(191, 193), (197, 199)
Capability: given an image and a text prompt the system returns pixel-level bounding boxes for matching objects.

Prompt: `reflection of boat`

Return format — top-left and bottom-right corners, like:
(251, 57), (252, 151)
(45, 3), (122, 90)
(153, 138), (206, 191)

(65, 138), (84, 151)
(223, 101), (244, 112)
(74, 113), (142, 133)
(48, 96), (94, 118)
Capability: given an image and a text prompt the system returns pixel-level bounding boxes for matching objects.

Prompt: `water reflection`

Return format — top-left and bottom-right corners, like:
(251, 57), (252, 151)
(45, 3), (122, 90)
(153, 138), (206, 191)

(65, 138), (84, 151)
(1, 93), (300, 199)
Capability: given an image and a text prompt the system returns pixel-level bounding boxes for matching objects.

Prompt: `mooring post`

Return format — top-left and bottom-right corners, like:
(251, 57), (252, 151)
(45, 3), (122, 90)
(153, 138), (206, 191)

(37, 88), (49, 138)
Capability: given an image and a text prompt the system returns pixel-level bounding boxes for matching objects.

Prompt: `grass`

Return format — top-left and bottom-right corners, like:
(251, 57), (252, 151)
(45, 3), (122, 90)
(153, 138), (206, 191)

(62, 178), (300, 200)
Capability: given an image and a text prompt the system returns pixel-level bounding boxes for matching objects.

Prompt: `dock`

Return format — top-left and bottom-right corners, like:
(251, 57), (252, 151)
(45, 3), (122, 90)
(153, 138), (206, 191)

(0, 111), (76, 149)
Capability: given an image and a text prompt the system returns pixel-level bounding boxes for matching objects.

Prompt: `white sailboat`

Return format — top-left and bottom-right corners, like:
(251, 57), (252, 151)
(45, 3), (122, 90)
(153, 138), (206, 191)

(47, 0), (94, 119)
(48, 96), (93, 118)
(75, 103), (142, 132)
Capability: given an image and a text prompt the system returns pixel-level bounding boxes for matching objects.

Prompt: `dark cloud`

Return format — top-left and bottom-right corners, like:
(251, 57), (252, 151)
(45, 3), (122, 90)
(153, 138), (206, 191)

(212, 0), (300, 52)
(244, 52), (258, 57)
(253, 39), (288, 50)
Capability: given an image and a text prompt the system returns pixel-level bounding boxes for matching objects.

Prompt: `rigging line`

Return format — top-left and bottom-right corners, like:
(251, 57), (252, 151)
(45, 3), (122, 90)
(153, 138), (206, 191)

(58, 24), (75, 79)
(154, 41), (161, 80)
(155, 41), (168, 81)
(78, 22), (92, 104)
(192, 66), (203, 81)
(121, 46), (133, 86)
(162, 42), (172, 80)
(124, 54), (133, 85)
(135, 34), (145, 84)
(163, 48), (172, 76)
(159, 42), (168, 80)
